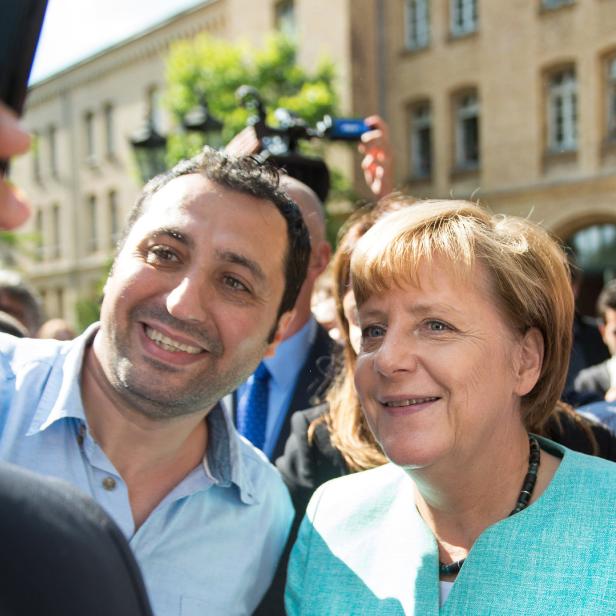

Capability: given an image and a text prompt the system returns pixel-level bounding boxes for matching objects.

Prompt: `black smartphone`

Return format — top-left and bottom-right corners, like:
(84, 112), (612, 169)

(0, 0), (49, 174)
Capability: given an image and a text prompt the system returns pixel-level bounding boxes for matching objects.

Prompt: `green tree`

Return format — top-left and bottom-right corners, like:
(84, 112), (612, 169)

(165, 33), (359, 242)
(164, 34), (353, 192)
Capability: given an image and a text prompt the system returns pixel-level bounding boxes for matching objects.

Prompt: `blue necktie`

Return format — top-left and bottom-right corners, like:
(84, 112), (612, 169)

(237, 362), (270, 450)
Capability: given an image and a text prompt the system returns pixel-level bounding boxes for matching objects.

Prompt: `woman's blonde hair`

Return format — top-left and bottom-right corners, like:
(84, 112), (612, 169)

(351, 199), (574, 431)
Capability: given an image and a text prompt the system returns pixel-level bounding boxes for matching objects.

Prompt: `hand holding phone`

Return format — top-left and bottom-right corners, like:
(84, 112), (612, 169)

(0, 103), (31, 229)
(0, 0), (48, 229)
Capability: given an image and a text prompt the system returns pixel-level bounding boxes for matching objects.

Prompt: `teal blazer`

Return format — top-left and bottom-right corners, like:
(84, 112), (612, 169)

(286, 438), (616, 615)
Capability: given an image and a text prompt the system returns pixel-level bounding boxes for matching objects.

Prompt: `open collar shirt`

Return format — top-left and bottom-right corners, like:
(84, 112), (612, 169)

(0, 325), (293, 616)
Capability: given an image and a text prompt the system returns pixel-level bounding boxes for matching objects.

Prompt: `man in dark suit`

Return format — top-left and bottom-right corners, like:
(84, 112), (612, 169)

(574, 279), (616, 401)
(231, 176), (335, 461)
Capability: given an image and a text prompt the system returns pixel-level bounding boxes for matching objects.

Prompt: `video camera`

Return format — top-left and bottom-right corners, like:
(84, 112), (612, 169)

(236, 85), (370, 202)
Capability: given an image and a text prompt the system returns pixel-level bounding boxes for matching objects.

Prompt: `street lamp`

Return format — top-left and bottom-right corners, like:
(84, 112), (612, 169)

(129, 115), (167, 182)
(182, 96), (224, 147)
(130, 96), (224, 183)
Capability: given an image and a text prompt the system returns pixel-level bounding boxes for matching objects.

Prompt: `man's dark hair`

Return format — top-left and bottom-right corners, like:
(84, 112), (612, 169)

(597, 279), (616, 321)
(120, 147), (311, 320)
(0, 270), (43, 334)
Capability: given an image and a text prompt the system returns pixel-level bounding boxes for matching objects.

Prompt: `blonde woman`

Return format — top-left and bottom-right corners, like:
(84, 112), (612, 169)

(286, 200), (616, 614)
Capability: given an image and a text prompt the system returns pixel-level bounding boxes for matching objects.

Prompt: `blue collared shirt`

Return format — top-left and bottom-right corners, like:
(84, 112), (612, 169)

(579, 400), (616, 432)
(0, 325), (293, 616)
(237, 318), (316, 459)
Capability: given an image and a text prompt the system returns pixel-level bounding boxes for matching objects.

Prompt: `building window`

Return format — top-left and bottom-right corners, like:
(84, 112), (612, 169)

(84, 110), (96, 163)
(454, 91), (480, 170)
(32, 131), (41, 182)
(109, 189), (119, 245)
(48, 125), (58, 178)
(35, 209), (44, 261)
(87, 195), (97, 253)
(275, 0), (296, 38)
(606, 57), (616, 142)
(547, 67), (577, 153)
(450, 0), (477, 37)
(146, 85), (164, 132)
(104, 103), (115, 158)
(56, 287), (65, 319)
(51, 203), (61, 260)
(405, 0), (430, 50)
(542, 0), (574, 9)
(409, 102), (432, 179)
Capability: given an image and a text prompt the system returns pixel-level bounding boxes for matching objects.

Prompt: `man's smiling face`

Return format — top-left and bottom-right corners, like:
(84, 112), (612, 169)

(94, 173), (290, 420)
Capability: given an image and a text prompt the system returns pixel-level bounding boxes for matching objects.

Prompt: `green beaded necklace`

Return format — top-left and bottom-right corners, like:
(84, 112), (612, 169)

(438, 435), (541, 577)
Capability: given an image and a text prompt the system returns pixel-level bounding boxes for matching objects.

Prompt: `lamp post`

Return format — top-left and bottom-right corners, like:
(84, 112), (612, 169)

(129, 115), (167, 183)
(182, 97), (224, 148)
(130, 96), (224, 183)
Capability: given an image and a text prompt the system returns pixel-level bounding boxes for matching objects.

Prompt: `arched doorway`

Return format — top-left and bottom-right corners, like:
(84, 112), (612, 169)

(565, 222), (616, 317)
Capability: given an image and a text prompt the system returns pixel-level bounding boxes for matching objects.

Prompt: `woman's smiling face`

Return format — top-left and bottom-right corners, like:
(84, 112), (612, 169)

(354, 257), (540, 470)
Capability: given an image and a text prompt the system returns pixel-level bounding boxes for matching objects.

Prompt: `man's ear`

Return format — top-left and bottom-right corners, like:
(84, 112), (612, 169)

(514, 327), (544, 397)
(263, 310), (294, 358)
(313, 241), (332, 277)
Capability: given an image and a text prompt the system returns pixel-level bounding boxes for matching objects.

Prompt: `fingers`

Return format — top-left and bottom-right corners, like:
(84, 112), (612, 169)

(0, 102), (30, 159)
(224, 126), (260, 157)
(0, 181), (31, 229)
(0, 103), (31, 229)
(364, 114), (388, 134)
(358, 114), (394, 199)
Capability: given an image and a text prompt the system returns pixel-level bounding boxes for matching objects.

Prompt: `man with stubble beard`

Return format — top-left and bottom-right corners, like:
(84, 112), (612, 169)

(0, 147), (311, 615)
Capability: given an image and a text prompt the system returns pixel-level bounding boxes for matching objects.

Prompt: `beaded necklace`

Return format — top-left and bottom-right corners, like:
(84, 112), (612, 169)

(438, 435), (541, 577)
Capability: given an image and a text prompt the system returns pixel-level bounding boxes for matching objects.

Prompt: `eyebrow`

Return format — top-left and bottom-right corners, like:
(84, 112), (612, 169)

(151, 228), (192, 247)
(358, 301), (465, 320)
(216, 249), (266, 282)
(407, 302), (465, 317)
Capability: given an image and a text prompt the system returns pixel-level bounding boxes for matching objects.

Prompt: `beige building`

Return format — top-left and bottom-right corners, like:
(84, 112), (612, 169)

(374, 0), (616, 312)
(11, 0), (363, 328)
(10, 0), (616, 327)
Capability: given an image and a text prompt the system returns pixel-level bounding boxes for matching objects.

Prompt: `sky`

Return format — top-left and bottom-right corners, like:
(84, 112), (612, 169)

(30, 0), (205, 83)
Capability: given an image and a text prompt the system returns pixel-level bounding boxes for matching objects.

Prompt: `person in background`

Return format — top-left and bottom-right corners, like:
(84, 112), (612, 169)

(574, 279), (616, 402)
(578, 399), (616, 434)
(0, 309), (28, 337)
(562, 256), (610, 405)
(0, 101), (153, 616)
(286, 199), (616, 615)
(252, 115), (394, 616)
(0, 269), (43, 336)
(37, 317), (76, 340)
(310, 270), (338, 338)
(231, 175), (334, 462)
(0, 146), (311, 615)
(226, 115), (392, 458)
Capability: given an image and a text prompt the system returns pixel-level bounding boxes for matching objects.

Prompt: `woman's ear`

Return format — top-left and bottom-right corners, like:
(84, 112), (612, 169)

(514, 327), (544, 397)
